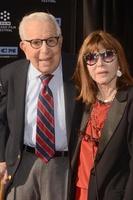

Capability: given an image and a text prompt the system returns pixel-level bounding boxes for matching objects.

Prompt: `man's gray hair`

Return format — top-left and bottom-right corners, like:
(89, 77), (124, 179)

(19, 12), (61, 40)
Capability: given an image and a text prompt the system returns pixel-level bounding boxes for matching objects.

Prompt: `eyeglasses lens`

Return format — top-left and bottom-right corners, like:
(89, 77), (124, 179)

(31, 40), (42, 48)
(102, 50), (115, 63)
(84, 53), (97, 66)
(47, 37), (58, 47)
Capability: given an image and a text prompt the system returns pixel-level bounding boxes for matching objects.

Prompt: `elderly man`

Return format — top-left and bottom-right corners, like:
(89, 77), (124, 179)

(0, 12), (76, 200)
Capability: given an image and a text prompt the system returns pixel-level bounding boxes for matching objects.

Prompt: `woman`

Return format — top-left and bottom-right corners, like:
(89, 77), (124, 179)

(70, 30), (133, 200)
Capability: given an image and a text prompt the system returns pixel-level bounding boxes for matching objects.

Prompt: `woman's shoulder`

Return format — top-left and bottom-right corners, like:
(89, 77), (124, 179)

(126, 86), (133, 100)
(127, 85), (133, 94)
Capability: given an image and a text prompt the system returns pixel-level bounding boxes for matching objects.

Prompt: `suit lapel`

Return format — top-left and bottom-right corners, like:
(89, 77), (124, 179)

(62, 53), (76, 143)
(13, 60), (29, 140)
(71, 105), (91, 168)
(64, 82), (76, 142)
(80, 105), (91, 133)
(95, 89), (128, 163)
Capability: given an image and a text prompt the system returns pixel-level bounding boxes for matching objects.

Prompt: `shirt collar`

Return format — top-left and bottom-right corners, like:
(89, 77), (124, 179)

(28, 63), (41, 81)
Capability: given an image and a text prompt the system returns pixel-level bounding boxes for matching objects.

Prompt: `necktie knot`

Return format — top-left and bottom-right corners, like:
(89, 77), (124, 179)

(40, 74), (53, 86)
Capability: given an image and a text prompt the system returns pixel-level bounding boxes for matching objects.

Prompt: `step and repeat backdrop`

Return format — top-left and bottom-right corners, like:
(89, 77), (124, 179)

(0, 0), (82, 67)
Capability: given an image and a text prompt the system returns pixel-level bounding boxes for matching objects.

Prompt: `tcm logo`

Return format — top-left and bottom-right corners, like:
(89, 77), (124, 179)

(0, 11), (11, 26)
(0, 47), (18, 55)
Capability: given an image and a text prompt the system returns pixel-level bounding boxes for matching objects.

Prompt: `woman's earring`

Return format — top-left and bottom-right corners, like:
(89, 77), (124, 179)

(117, 69), (122, 77)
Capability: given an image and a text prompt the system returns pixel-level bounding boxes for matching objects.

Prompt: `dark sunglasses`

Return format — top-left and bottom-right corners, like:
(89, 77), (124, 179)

(83, 49), (116, 66)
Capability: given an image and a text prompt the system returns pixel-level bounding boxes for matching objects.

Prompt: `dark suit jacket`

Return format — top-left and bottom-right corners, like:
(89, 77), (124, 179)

(70, 86), (133, 200)
(0, 53), (77, 188)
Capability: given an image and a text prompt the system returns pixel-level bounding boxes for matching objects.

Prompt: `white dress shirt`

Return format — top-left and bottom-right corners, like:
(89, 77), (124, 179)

(24, 60), (68, 151)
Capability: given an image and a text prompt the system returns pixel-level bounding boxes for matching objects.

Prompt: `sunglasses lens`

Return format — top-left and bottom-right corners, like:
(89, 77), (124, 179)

(102, 50), (115, 63)
(84, 53), (97, 66)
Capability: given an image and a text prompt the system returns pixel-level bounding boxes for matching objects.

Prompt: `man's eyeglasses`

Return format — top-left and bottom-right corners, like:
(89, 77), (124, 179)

(24, 36), (60, 49)
(83, 49), (116, 66)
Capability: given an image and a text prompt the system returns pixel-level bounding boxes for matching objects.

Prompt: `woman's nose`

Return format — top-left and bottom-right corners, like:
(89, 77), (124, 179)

(96, 55), (103, 66)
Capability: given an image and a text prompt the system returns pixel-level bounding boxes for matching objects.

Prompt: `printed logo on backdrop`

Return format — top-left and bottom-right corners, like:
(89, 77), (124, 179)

(41, 0), (56, 3)
(0, 46), (18, 58)
(0, 11), (16, 32)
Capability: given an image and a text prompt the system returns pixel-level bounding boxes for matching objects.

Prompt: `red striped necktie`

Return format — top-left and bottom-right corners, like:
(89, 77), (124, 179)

(36, 74), (55, 163)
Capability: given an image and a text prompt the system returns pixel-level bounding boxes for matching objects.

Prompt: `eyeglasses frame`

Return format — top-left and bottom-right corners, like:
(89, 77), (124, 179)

(24, 36), (60, 49)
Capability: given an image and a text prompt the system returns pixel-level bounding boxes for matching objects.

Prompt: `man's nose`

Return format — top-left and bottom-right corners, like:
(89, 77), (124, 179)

(40, 41), (50, 51)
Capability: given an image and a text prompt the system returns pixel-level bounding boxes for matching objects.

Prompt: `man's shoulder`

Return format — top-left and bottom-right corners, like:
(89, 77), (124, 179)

(0, 59), (29, 81)
(0, 59), (29, 75)
(1, 59), (28, 70)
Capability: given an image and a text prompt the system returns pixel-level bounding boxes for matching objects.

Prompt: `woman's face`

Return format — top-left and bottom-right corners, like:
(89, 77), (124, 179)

(85, 45), (119, 87)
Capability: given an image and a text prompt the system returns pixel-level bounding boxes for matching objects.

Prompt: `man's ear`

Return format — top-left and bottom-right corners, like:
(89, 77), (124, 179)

(19, 41), (25, 52)
(19, 41), (29, 60)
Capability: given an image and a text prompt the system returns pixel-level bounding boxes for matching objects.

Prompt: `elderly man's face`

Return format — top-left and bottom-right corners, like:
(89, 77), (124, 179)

(20, 20), (62, 74)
